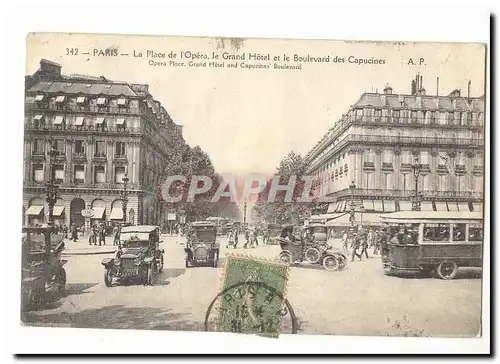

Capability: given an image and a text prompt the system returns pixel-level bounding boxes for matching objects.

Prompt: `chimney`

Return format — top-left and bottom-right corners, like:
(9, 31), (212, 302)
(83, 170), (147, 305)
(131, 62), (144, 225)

(383, 84), (393, 94)
(39, 59), (61, 76)
(419, 75), (423, 93)
(468, 80), (471, 99)
(436, 77), (440, 96)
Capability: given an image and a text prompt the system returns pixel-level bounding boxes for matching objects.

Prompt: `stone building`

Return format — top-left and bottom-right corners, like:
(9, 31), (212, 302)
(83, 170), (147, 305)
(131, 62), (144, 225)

(23, 59), (184, 228)
(305, 75), (485, 227)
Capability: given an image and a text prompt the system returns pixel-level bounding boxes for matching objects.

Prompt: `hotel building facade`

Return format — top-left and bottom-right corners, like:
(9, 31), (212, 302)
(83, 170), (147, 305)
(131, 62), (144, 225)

(23, 59), (184, 228)
(305, 75), (485, 227)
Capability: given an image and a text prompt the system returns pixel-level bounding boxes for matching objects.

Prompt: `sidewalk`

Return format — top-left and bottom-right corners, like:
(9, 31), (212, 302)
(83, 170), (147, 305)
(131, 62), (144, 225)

(62, 235), (117, 256)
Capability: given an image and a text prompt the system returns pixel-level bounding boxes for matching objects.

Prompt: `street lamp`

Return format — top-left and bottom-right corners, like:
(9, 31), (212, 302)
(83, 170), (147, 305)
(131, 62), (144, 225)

(411, 155), (422, 211)
(243, 197), (247, 227)
(121, 174), (129, 224)
(46, 145), (59, 226)
(349, 181), (356, 233)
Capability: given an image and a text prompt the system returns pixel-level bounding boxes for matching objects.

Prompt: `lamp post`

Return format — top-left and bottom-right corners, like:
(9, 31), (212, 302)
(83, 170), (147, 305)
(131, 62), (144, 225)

(243, 197), (247, 227)
(411, 155), (422, 211)
(121, 174), (129, 224)
(46, 145), (59, 226)
(349, 181), (356, 233)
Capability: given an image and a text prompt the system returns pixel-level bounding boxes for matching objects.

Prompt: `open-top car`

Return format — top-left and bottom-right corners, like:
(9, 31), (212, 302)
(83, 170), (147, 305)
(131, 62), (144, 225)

(22, 226), (67, 310)
(185, 221), (220, 268)
(101, 225), (164, 286)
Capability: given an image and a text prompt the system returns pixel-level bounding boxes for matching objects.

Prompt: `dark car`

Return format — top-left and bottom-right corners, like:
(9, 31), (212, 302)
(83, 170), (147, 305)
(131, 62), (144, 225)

(22, 226), (67, 310)
(101, 225), (164, 286)
(185, 221), (220, 268)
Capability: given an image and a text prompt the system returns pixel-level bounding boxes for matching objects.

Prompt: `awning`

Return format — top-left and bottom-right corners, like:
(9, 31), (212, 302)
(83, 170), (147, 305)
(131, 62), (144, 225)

(34, 95), (44, 101)
(457, 202), (471, 212)
(91, 207), (106, 219)
(117, 98), (127, 105)
(75, 116), (85, 126)
(52, 206), (65, 217)
(76, 96), (86, 104)
(26, 205), (44, 216)
(116, 118), (125, 125)
(373, 200), (384, 212)
(383, 200), (396, 212)
(95, 117), (105, 124)
(325, 213), (351, 226)
(53, 116), (65, 125)
(447, 202), (459, 211)
(435, 201), (448, 211)
(360, 212), (383, 225)
(110, 208), (124, 220)
(97, 97), (107, 105)
(398, 201), (412, 211)
(33, 114), (44, 121)
(421, 201), (434, 211)
(55, 95), (66, 103)
(362, 200), (375, 211)
(473, 202), (483, 213)
(327, 202), (337, 214)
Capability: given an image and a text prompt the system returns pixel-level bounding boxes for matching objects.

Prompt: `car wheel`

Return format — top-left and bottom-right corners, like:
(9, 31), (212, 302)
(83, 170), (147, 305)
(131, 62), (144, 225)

(213, 251), (219, 268)
(322, 255), (339, 272)
(305, 247), (321, 264)
(436, 260), (458, 280)
(279, 251), (292, 265)
(158, 255), (164, 273)
(104, 269), (113, 287)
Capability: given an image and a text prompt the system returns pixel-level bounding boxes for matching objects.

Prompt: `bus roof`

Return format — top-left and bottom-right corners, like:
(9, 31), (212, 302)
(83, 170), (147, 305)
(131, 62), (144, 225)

(121, 225), (159, 233)
(380, 211), (483, 224)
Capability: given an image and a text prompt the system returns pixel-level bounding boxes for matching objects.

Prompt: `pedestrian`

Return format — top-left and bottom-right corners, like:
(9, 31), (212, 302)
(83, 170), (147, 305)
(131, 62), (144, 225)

(253, 228), (259, 247)
(113, 225), (120, 246)
(98, 224), (106, 246)
(234, 228), (239, 248)
(89, 227), (95, 246)
(342, 230), (349, 252)
(62, 224), (68, 239)
(243, 228), (250, 248)
(227, 230), (235, 248)
(360, 231), (370, 259)
(71, 223), (78, 242)
(351, 233), (362, 262)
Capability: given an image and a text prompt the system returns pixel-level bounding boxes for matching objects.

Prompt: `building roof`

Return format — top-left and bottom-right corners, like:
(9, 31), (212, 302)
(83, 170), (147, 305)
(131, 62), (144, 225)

(28, 81), (137, 96)
(352, 92), (484, 112)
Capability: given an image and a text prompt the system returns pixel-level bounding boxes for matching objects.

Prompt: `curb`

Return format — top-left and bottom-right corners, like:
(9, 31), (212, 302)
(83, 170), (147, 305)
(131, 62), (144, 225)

(63, 250), (115, 256)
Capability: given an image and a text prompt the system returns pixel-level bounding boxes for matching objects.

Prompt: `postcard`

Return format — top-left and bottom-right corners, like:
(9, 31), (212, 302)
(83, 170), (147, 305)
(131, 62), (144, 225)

(21, 33), (486, 342)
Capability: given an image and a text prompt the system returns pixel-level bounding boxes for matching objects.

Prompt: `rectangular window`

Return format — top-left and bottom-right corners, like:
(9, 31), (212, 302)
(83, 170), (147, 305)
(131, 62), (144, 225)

(74, 165), (85, 184)
(423, 223), (450, 243)
(382, 150), (393, 163)
(117, 98), (127, 106)
(469, 225), (484, 241)
(54, 139), (65, 154)
(75, 140), (85, 155)
(429, 111), (436, 123)
(374, 109), (382, 120)
(452, 223), (466, 242)
(75, 116), (85, 126)
(54, 165), (64, 183)
(33, 139), (45, 155)
(410, 111), (417, 122)
(33, 164), (44, 182)
(95, 141), (106, 157)
(97, 97), (107, 106)
(115, 142), (126, 157)
(76, 96), (86, 104)
(94, 165), (106, 183)
(115, 166), (126, 183)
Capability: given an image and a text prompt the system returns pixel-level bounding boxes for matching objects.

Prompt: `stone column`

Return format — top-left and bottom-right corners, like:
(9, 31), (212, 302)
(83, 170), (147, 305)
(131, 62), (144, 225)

(375, 148), (382, 189)
(430, 149), (438, 191)
(393, 149), (401, 190)
(466, 151), (475, 192)
(66, 138), (73, 183)
(86, 137), (94, 184)
(355, 149), (363, 188)
(107, 140), (114, 183)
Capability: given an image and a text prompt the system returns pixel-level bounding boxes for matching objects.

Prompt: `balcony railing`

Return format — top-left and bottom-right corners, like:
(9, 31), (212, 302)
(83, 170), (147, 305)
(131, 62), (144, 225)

(350, 115), (483, 128)
(24, 180), (142, 190)
(25, 122), (143, 134)
(307, 134), (483, 172)
(332, 188), (483, 199)
(25, 103), (140, 115)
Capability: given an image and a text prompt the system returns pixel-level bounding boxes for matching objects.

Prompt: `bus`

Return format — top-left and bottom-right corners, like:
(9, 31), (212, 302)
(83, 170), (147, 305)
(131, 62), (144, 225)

(379, 211), (483, 280)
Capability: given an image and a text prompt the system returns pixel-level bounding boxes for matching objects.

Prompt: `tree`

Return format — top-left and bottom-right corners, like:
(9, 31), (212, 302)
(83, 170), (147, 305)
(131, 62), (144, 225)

(252, 151), (315, 225)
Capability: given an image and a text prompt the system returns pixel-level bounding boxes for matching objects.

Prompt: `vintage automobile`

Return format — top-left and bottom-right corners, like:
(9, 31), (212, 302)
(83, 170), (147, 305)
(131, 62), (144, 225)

(380, 211), (483, 279)
(21, 226), (67, 310)
(101, 225), (164, 286)
(276, 224), (347, 271)
(185, 221), (220, 268)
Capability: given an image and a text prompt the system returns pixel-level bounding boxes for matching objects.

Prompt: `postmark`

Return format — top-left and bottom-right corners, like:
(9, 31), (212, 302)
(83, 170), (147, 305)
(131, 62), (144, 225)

(213, 255), (291, 337)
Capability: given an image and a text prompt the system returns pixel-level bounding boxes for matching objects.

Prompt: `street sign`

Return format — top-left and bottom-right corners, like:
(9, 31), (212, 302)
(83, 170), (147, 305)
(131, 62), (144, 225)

(81, 209), (95, 218)
(167, 213), (176, 221)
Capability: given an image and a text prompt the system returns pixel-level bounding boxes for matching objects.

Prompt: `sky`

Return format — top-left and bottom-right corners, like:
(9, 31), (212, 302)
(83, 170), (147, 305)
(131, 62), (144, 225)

(26, 34), (486, 176)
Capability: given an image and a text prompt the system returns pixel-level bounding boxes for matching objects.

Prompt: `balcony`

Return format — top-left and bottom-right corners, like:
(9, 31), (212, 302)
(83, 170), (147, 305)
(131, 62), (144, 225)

(455, 164), (467, 175)
(437, 164), (449, 174)
(331, 188), (483, 200)
(363, 162), (375, 171)
(420, 164), (431, 172)
(92, 154), (107, 163)
(381, 162), (393, 171)
(400, 163), (412, 171)
(25, 122), (143, 135)
(73, 153), (87, 162)
(114, 154), (128, 163)
(350, 115), (483, 130)
(25, 103), (140, 115)
(473, 165), (483, 176)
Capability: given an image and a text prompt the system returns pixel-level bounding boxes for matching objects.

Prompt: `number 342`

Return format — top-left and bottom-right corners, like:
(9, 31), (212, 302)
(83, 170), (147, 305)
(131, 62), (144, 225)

(66, 48), (79, 56)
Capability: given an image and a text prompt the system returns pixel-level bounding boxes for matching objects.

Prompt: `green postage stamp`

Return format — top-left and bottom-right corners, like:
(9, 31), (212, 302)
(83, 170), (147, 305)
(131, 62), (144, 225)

(215, 255), (290, 337)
